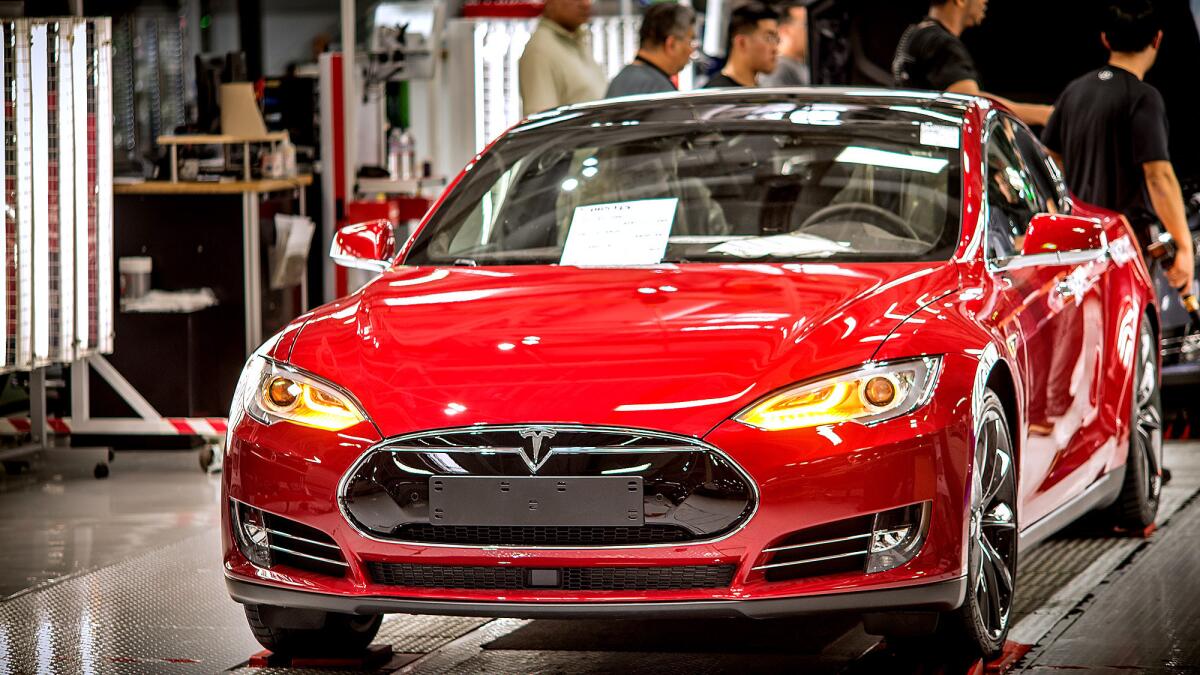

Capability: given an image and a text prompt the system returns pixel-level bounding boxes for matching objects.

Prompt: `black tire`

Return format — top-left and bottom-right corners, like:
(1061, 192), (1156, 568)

(1109, 317), (1163, 530)
(93, 463), (110, 479)
(939, 390), (1018, 660)
(244, 604), (382, 657)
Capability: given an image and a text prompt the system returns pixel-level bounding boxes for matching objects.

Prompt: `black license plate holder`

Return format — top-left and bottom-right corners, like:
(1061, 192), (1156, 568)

(428, 476), (644, 527)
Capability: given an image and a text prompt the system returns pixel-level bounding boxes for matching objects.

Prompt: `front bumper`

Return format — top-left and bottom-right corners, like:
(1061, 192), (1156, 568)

(222, 353), (978, 607)
(226, 575), (967, 619)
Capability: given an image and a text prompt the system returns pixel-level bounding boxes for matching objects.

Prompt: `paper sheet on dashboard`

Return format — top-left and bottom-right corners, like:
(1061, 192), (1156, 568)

(707, 233), (854, 258)
(560, 198), (677, 266)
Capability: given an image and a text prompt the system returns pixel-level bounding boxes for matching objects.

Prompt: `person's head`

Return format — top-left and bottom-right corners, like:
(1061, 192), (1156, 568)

(726, 2), (780, 75)
(638, 2), (697, 75)
(929, 0), (989, 31)
(543, 0), (593, 33)
(1102, 0), (1162, 57)
(775, 1), (807, 59)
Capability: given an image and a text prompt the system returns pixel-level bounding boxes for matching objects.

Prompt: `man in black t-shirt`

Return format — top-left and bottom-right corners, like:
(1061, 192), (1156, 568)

(704, 3), (779, 88)
(892, 0), (1051, 127)
(1042, 0), (1193, 291)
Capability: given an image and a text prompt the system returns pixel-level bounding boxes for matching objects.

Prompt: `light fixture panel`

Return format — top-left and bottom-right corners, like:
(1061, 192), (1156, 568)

(0, 18), (112, 374)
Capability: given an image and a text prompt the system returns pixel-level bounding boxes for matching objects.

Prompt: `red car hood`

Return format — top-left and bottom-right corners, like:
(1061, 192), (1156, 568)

(287, 263), (959, 438)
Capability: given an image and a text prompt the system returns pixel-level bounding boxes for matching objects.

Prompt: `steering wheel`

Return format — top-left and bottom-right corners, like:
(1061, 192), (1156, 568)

(796, 202), (920, 240)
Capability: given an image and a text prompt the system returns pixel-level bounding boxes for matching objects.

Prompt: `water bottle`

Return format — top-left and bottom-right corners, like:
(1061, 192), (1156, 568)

(398, 129), (416, 180)
(387, 128), (403, 179)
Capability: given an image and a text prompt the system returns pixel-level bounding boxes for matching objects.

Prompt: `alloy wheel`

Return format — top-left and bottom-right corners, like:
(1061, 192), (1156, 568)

(1134, 328), (1163, 504)
(971, 408), (1017, 642)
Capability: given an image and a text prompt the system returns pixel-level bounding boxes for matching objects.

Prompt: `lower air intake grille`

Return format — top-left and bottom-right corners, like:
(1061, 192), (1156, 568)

(395, 524), (693, 546)
(367, 562), (737, 591)
(754, 514), (874, 583)
(261, 511), (348, 577)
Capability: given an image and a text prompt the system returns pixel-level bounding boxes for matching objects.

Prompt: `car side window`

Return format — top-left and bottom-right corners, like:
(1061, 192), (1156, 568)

(985, 120), (1041, 263)
(1009, 117), (1065, 214)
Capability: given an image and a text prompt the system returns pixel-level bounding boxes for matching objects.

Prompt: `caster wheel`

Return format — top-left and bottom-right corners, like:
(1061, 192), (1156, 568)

(198, 446), (214, 472)
(200, 444), (223, 473)
(93, 463), (110, 479)
(3, 460), (31, 475)
(108, 448), (115, 462)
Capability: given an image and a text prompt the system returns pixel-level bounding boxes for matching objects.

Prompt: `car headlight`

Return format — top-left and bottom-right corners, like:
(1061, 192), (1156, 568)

(232, 356), (368, 432)
(735, 357), (941, 431)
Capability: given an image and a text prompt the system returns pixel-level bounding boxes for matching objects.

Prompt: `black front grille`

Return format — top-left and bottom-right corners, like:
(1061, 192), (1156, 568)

(341, 425), (756, 547)
(367, 562), (737, 591)
(396, 524), (694, 546)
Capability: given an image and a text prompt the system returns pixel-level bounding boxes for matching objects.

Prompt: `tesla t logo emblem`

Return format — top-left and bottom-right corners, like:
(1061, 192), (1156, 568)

(518, 427), (558, 472)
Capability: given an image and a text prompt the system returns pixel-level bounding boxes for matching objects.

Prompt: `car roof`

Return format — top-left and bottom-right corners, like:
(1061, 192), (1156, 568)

(514, 87), (977, 133)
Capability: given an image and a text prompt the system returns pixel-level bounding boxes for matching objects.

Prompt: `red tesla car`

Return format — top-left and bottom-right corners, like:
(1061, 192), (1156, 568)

(222, 90), (1161, 659)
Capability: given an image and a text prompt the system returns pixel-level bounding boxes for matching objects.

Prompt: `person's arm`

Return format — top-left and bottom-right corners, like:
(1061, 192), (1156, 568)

(946, 79), (1053, 127)
(518, 42), (561, 116)
(1144, 160), (1195, 290)
(1131, 89), (1190, 288)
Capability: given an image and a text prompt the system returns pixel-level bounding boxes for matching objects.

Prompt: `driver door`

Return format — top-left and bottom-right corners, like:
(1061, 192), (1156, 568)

(983, 118), (1096, 526)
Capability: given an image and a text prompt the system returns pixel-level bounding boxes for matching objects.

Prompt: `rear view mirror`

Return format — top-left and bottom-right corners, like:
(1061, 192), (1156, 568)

(1021, 214), (1105, 256)
(330, 219), (396, 272)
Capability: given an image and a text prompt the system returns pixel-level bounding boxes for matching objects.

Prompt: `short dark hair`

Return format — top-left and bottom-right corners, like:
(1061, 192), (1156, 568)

(1105, 0), (1159, 52)
(639, 2), (696, 48)
(726, 2), (779, 54)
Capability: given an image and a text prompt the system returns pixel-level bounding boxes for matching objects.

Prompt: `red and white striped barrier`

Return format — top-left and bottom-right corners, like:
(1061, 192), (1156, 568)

(1, 416), (228, 438)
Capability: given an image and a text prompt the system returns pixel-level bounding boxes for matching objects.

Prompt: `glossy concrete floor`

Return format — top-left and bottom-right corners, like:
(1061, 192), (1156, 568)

(0, 445), (1197, 674)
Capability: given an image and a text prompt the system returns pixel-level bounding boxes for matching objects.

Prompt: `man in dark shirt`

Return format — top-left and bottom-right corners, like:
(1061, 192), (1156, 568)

(606, 3), (696, 98)
(892, 0), (1051, 127)
(1042, 0), (1192, 291)
(704, 3), (779, 87)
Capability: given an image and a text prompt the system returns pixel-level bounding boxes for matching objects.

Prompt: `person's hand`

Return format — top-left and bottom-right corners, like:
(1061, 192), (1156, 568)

(1167, 254), (1194, 291)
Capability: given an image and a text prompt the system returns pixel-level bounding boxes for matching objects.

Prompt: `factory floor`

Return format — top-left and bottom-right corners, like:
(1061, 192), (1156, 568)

(1, 445), (1198, 674)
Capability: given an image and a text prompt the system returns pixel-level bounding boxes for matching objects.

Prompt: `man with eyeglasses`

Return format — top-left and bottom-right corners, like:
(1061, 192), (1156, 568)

(704, 2), (780, 87)
(607, 2), (697, 97)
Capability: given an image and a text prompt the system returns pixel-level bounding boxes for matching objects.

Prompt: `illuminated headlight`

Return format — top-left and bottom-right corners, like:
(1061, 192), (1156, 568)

(230, 356), (369, 432)
(734, 357), (941, 431)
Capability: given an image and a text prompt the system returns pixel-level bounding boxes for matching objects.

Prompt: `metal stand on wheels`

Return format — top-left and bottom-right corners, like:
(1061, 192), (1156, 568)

(0, 368), (111, 479)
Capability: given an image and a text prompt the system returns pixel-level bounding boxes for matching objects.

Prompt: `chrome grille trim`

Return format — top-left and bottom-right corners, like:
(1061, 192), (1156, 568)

(336, 424), (759, 550)
(267, 544), (350, 567)
(265, 528), (343, 550)
(751, 549), (868, 571)
(761, 533), (871, 553)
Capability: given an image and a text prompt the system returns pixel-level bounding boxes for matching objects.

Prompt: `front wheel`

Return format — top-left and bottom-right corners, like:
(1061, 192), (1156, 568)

(244, 604), (382, 657)
(942, 389), (1018, 659)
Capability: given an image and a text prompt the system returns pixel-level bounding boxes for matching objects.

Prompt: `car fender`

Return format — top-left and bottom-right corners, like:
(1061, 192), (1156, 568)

(872, 300), (1017, 578)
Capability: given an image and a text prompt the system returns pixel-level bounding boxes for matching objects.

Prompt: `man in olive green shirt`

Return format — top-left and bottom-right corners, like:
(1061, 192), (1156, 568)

(519, 0), (607, 115)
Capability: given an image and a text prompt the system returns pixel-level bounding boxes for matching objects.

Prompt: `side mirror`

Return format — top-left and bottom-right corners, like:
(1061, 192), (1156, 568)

(1021, 213), (1106, 257)
(330, 219), (396, 272)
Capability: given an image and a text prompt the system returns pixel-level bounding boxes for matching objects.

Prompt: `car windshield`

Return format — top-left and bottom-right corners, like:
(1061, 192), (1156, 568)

(405, 117), (962, 266)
